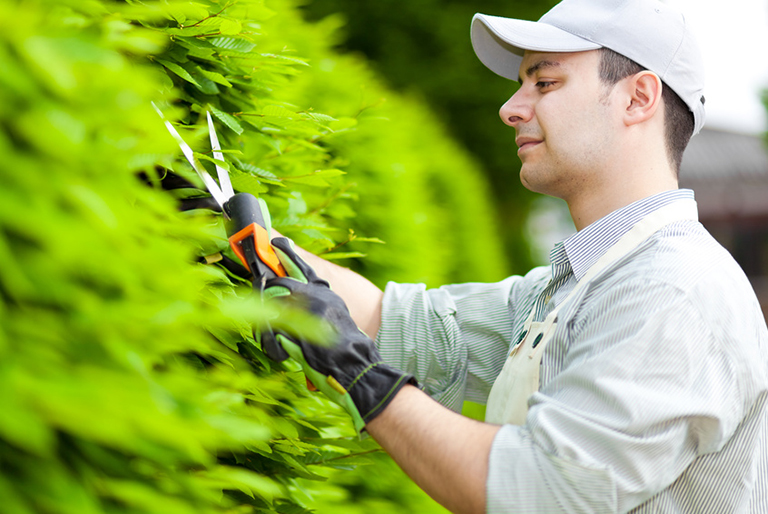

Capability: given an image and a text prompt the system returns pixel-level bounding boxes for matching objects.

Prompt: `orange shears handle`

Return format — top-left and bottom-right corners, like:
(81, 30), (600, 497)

(228, 222), (287, 278)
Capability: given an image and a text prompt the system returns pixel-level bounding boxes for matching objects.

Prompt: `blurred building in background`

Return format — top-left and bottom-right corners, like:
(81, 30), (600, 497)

(680, 128), (768, 320)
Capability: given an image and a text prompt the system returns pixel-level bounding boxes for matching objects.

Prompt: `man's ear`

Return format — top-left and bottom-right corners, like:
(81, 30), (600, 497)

(623, 71), (663, 127)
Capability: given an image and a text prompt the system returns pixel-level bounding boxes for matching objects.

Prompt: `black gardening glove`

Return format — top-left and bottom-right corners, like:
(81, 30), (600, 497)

(265, 237), (417, 432)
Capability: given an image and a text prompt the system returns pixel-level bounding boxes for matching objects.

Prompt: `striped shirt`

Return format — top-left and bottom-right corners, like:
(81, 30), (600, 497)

(376, 190), (768, 513)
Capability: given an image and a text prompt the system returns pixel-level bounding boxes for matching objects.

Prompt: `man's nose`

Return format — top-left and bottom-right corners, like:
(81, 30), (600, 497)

(499, 88), (533, 128)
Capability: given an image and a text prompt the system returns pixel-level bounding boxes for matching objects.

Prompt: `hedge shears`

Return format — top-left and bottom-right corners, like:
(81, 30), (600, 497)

(154, 104), (291, 361)
(153, 107), (415, 418)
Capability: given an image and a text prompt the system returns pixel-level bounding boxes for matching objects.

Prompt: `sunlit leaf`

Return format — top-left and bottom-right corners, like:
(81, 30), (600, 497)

(210, 105), (244, 134)
(156, 58), (201, 87)
(210, 37), (256, 53)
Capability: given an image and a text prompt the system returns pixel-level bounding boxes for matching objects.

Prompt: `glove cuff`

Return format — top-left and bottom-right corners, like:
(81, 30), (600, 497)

(348, 363), (419, 426)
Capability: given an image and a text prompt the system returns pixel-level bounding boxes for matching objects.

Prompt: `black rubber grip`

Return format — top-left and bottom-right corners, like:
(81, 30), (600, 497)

(225, 193), (267, 236)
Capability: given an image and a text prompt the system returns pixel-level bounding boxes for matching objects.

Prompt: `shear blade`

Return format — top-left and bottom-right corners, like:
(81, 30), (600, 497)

(207, 111), (235, 199)
(153, 103), (230, 211)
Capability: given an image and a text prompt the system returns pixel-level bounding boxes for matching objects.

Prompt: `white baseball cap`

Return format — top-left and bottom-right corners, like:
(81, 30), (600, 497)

(471, 0), (706, 134)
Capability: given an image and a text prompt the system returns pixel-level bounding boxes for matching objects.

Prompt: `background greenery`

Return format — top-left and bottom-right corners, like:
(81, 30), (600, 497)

(0, 0), (526, 512)
(302, 0), (556, 274)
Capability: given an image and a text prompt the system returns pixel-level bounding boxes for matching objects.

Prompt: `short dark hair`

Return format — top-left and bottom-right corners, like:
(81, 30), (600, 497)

(597, 48), (694, 175)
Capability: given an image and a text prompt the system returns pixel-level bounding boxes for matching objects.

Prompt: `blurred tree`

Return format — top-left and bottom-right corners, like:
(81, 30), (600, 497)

(301, 0), (558, 274)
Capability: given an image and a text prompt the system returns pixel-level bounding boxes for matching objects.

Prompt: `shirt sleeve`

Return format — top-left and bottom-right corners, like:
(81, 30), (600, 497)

(486, 274), (765, 513)
(375, 267), (550, 411)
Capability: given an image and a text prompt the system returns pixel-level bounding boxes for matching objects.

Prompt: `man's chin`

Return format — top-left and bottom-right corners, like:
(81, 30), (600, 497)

(519, 166), (559, 198)
(519, 165), (541, 193)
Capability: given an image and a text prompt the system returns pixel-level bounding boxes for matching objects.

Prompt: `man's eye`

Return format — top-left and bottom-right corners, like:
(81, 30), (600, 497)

(537, 81), (554, 89)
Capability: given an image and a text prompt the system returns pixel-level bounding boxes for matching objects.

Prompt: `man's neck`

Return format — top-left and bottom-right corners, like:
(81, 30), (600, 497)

(566, 176), (679, 231)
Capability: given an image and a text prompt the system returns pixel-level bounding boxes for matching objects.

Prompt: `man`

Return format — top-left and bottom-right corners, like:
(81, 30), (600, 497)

(265, 0), (768, 512)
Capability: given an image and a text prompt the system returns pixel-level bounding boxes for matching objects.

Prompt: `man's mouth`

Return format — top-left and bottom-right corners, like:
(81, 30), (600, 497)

(516, 137), (542, 154)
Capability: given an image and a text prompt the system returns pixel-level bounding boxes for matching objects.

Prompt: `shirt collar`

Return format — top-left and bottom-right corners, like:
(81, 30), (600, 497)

(559, 189), (697, 281)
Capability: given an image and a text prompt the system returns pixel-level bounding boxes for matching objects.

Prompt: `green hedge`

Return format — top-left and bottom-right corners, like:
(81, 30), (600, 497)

(0, 0), (505, 512)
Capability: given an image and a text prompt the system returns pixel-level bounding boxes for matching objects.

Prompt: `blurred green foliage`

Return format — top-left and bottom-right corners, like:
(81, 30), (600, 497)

(0, 0), (505, 512)
(301, 0), (558, 273)
(266, 5), (507, 286)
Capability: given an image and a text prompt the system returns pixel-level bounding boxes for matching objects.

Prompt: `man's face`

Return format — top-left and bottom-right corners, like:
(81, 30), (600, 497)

(499, 49), (619, 202)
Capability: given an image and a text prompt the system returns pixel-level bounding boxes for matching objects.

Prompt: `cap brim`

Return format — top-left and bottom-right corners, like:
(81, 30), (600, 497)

(471, 13), (601, 80)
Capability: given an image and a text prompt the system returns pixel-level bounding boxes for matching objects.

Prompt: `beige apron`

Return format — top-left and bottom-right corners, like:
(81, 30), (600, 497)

(485, 199), (698, 425)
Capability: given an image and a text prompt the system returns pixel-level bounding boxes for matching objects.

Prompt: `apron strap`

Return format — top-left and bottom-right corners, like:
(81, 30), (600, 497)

(523, 198), (697, 339)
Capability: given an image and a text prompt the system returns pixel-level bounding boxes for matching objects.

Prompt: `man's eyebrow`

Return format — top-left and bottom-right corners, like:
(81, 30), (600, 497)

(517, 60), (562, 83)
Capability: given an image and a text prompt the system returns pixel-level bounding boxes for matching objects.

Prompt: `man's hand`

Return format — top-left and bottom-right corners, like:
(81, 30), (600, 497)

(269, 231), (384, 340)
(265, 237), (417, 432)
